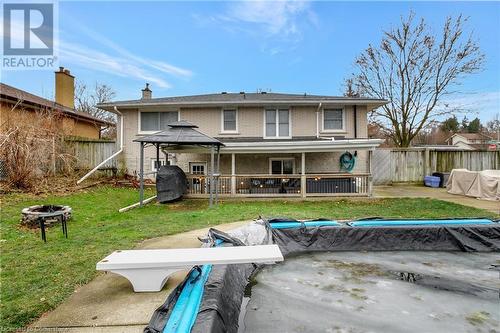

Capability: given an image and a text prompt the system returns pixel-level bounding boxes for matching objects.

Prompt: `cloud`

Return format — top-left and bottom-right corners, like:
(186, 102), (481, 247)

(58, 41), (172, 88)
(70, 23), (193, 79)
(2, 13), (191, 89)
(436, 91), (500, 120)
(203, 0), (317, 44)
(222, 1), (311, 36)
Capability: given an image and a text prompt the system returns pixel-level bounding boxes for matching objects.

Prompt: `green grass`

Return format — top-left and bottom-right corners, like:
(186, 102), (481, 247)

(0, 185), (495, 331)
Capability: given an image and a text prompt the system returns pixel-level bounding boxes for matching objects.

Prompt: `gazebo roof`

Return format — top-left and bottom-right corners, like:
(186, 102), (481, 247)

(133, 120), (223, 146)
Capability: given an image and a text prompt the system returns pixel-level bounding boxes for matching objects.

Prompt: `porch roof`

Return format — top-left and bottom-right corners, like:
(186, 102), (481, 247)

(166, 138), (383, 153)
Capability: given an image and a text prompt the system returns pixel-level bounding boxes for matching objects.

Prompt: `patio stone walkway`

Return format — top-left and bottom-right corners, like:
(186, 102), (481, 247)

(29, 220), (251, 333)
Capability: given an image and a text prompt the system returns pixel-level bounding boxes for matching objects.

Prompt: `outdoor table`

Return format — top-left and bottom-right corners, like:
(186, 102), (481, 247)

(37, 211), (68, 242)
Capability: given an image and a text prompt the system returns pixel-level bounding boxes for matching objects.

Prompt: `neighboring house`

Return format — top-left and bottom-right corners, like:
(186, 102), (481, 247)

(97, 85), (387, 197)
(0, 67), (113, 139)
(445, 133), (494, 151)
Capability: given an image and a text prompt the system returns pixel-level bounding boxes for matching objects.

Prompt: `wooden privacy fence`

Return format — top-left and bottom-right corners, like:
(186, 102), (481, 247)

(372, 148), (500, 185)
(63, 138), (117, 174)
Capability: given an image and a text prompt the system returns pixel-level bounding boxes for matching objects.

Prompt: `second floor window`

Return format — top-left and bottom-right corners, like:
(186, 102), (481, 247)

(265, 109), (290, 137)
(140, 111), (178, 132)
(323, 109), (344, 131)
(222, 109), (237, 132)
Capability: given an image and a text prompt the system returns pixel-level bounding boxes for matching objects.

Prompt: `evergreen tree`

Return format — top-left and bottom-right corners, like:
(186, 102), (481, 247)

(467, 117), (481, 133)
(440, 116), (459, 132)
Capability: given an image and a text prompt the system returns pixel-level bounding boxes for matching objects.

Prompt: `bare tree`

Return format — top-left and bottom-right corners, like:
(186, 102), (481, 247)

(343, 78), (360, 98)
(486, 113), (500, 141)
(348, 12), (484, 147)
(0, 97), (73, 189)
(75, 81), (116, 123)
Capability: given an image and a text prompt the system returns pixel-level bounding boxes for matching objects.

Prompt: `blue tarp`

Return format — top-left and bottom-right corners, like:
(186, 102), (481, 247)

(270, 221), (340, 229)
(349, 219), (494, 227)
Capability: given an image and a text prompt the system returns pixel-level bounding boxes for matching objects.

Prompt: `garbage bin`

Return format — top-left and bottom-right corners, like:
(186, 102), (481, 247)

(432, 172), (450, 188)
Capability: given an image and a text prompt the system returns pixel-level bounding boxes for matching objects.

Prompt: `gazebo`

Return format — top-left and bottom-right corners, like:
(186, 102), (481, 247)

(130, 121), (223, 209)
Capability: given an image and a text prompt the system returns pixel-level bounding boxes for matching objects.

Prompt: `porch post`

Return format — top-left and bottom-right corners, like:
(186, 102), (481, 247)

(139, 142), (144, 206)
(368, 149), (373, 196)
(231, 153), (236, 195)
(301, 152), (306, 198)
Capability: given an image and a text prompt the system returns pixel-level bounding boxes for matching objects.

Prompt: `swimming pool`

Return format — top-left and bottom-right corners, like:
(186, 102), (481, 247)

(241, 251), (499, 332)
(145, 217), (500, 333)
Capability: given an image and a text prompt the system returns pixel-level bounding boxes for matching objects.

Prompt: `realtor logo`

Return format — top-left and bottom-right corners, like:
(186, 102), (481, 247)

(2, 1), (58, 69)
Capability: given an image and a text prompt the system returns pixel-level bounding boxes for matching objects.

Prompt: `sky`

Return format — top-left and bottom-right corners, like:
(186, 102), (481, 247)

(1, 1), (499, 122)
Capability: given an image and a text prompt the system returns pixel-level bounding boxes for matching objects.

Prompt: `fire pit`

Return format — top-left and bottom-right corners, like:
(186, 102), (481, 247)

(21, 205), (72, 228)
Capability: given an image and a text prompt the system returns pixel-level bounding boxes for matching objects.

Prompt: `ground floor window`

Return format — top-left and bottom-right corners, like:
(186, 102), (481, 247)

(189, 162), (207, 193)
(151, 158), (167, 171)
(269, 158), (295, 175)
(190, 162), (206, 175)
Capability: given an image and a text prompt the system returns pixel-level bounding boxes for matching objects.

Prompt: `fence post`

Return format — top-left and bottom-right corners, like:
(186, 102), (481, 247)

(52, 136), (56, 175)
(424, 148), (430, 176)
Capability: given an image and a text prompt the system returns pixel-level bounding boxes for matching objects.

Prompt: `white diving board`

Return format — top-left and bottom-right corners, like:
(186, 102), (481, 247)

(96, 244), (284, 292)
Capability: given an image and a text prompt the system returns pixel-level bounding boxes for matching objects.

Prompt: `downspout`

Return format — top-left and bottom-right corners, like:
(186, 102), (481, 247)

(353, 105), (357, 139)
(316, 102), (322, 138)
(77, 106), (124, 184)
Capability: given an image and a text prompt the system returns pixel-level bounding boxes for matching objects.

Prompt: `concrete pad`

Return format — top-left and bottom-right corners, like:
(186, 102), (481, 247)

(30, 220), (251, 332)
(374, 185), (499, 215)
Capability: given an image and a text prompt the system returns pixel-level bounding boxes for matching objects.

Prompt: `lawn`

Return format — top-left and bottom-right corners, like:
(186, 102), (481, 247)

(0, 185), (496, 332)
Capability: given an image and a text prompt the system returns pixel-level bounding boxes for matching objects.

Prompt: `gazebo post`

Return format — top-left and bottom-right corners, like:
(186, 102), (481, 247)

(215, 145), (220, 205)
(156, 143), (160, 169)
(209, 145), (215, 207)
(139, 142), (144, 206)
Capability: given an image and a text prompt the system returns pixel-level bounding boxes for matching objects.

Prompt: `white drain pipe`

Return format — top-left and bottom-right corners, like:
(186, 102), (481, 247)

(316, 102), (322, 138)
(77, 106), (124, 184)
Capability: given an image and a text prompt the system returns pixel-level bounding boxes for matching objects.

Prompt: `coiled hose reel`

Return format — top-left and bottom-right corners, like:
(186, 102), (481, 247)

(340, 151), (357, 172)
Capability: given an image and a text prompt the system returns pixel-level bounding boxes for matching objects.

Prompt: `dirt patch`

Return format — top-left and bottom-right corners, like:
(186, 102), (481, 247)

(322, 259), (389, 280)
(465, 311), (490, 326)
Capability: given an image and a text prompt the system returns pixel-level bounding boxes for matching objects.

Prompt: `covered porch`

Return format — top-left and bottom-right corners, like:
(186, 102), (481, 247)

(170, 139), (382, 198)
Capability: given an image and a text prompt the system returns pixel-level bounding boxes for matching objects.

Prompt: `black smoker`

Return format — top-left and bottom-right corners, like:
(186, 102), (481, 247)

(156, 165), (188, 203)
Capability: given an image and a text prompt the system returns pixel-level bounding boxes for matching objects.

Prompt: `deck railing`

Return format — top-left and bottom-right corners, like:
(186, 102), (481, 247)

(186, 173), (371, 197)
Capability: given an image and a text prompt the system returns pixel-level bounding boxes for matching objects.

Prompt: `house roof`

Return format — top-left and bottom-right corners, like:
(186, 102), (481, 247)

(445, 132), (493, 142)
(98, 92), (388, 111)
(0, 83), (114, 126)
(133, 121), (223, 146)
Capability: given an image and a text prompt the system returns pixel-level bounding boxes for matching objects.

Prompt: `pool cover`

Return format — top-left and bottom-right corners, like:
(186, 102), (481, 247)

(144, 218), (500, 333)
(243, 251), (499, 332)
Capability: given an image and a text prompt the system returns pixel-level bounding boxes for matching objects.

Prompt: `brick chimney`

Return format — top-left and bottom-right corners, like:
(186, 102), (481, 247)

(142, 83), (152, 99)
(55, 66), (75, 109)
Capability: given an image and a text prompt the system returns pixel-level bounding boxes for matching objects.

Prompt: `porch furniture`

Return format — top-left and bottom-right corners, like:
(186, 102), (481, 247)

(249, 177), (301, 194)
(96, 244), (284, 292)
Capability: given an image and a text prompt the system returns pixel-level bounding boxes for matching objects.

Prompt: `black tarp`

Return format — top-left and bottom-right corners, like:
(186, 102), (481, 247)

(144, 219), (500, 333)
(271, 224), (500, 256)
(156, 165), (188, 203)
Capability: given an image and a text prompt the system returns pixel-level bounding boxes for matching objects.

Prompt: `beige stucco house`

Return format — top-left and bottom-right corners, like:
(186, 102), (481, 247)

(445, 133), (494, 151)
(98, 85), (387, 197)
